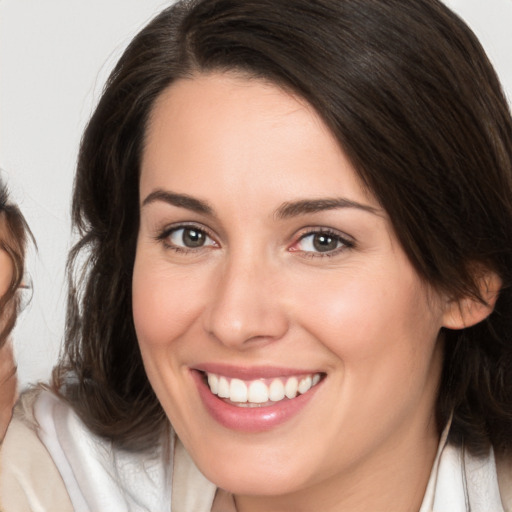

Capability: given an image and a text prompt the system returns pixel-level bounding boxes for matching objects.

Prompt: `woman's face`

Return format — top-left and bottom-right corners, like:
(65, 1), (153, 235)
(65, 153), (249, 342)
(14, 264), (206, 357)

(133, 73), (451, 498)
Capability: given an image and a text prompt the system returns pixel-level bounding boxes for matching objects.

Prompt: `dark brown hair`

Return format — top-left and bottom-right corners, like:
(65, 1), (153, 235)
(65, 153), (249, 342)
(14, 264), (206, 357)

(0, 181), (30, 348)
(56, 0), (512, 454)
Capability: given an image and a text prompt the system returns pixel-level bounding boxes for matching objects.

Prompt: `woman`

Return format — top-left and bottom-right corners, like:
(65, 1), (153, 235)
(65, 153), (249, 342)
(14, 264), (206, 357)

(2, 0), (512, 510)
(0, 181), (29, 442)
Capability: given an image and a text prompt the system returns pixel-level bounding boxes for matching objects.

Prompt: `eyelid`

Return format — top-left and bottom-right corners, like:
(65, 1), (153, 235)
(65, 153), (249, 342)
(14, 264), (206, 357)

(289, 227), (355, 257)
(155, 222), (219, 250)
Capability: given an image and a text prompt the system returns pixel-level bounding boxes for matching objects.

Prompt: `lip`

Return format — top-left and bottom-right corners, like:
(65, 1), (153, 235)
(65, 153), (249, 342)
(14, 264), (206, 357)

(191, 366), (323, 432)
(194, 363), (318, 380)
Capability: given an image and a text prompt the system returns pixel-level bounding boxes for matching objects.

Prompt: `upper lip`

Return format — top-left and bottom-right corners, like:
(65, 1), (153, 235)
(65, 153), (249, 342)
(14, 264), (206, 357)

(193, 363), (323, 380)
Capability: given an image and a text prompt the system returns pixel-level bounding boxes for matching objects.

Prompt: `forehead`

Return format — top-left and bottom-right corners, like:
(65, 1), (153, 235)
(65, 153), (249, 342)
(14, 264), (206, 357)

(140, 72), (378, 210)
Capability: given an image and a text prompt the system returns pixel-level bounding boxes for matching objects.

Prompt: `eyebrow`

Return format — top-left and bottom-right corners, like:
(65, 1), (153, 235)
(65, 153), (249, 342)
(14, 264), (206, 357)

(142, 189), (381, 219)
(275, 198), (381, 219)
(142, 189), (214, 216)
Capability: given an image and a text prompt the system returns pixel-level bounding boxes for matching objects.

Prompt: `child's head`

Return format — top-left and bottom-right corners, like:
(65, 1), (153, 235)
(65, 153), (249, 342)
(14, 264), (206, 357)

(0, 180), (30, 346)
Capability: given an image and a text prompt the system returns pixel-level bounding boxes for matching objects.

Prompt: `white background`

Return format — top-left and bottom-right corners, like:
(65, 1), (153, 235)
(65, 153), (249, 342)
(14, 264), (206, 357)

(1, 0), (511, 387)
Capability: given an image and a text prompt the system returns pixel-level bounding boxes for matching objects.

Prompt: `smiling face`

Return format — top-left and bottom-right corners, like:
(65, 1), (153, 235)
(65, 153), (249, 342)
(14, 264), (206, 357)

(133, 73), (450, 508)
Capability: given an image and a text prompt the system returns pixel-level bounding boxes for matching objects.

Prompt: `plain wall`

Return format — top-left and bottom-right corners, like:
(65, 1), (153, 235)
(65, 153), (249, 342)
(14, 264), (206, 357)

(1, 0), (511, 387)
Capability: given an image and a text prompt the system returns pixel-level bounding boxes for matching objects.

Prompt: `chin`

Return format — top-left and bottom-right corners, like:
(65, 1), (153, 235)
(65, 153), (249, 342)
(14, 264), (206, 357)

(192, 441), (315, 496)
(205, 465), (304, 496)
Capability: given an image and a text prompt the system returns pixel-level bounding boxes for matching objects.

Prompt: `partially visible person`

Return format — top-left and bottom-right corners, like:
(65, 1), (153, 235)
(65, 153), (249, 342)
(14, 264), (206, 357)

(0, 180), (30, 441)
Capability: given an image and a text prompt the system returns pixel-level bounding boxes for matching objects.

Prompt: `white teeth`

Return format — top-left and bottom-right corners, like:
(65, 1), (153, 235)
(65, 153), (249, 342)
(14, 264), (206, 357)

(298, 375), (312, 394)
(248, 381), (269, 403)
(205, 372), (322, 404)
(230, 379), (248, 402)
(285, 377), (298, 399)
(218, 376), (230, 398)
(207, 373), (219, 395)
(269, 379), (285, 402)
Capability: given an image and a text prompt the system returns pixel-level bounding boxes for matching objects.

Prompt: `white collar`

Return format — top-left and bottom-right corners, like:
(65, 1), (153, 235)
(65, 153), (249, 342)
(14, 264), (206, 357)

(420, 418), (504, 512)
(35, 390), (174, 511)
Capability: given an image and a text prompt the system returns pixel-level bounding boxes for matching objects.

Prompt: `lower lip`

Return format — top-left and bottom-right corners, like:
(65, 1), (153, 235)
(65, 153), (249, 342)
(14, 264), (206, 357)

(192, 370), (322, 432)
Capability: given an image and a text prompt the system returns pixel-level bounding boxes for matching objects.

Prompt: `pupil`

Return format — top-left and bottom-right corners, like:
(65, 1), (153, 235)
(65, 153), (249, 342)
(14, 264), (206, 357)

(313, 234), (337, 252)
(183, 228), (205, 247)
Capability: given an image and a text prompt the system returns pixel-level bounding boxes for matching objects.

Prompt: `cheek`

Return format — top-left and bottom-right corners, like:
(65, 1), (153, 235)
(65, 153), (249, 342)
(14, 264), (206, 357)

(132, 254), (205, 350)
(0, 249), (13, 298)
(289, 261), (442, 370)
(131, 251), (208, 421)
(289, 264), (444, 445)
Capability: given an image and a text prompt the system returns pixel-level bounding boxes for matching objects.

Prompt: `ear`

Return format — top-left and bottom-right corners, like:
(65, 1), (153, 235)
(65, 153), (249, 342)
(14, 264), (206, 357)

(442, 270), (502, 330)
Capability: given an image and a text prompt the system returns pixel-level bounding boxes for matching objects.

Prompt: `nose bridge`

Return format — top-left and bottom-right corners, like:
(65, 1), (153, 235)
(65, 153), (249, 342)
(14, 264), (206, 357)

(204, 245), (288, 348)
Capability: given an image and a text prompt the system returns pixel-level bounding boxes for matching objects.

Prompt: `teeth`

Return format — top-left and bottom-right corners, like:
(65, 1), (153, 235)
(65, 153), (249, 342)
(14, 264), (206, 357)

(230, 379), (248, 402)
(218, 376), (230, 398)
(298, 375), (312, 394)
(285, 377), (298, 399)
(207, 373), (219, 395)
(248, 381), (269, 403)
(205, 372), (322, 404)
(269, 379), (285, 402)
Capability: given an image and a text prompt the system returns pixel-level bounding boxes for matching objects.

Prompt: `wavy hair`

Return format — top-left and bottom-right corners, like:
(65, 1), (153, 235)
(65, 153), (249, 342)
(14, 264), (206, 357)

(55, 0), (512, 454)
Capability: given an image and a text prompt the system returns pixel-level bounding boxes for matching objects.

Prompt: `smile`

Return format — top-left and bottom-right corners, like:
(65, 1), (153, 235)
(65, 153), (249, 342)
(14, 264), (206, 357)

(206, 372), (322, 406)
(192, 366), (325, 431)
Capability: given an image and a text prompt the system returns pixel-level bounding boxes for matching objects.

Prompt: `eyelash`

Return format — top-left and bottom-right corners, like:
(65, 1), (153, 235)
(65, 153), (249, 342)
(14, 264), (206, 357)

(290, 228), (354, 258)
(155, 223), (218, 254)
(155, 224), (354, 257)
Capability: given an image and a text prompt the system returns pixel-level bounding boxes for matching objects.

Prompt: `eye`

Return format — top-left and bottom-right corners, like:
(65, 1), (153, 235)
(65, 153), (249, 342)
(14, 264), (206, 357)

(161, 225), (217, 251)
(290, 229), (352, 256)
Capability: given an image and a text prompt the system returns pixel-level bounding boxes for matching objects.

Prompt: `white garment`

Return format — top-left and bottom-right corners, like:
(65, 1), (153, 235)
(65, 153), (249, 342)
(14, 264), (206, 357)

(13, 390), (510, 511)
(34, 391), (174, 512)
(419, 422), (504, 512)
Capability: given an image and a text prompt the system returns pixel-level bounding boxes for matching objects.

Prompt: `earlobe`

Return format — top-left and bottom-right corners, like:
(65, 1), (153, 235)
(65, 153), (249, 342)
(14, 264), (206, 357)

(442, 271), (502, 330)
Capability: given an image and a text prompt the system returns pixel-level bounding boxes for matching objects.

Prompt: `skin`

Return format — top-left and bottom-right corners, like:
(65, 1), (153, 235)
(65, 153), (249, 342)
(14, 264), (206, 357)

(0, 339), (16, 441)
(133, 73), (485, 512)
(0, 217), (17, 441)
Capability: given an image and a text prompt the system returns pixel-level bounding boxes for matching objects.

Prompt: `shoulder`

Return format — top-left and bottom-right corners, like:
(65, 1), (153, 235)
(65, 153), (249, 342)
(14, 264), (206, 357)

(0, 388), (216, 511)
(496, 449), (512, 512)
(2, 388), (183, 510)
(0, 388), (73, 511)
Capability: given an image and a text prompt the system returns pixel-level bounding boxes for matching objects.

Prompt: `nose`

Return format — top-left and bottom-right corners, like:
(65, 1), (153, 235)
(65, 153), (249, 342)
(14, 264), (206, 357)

(203, 254), (289, 349)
